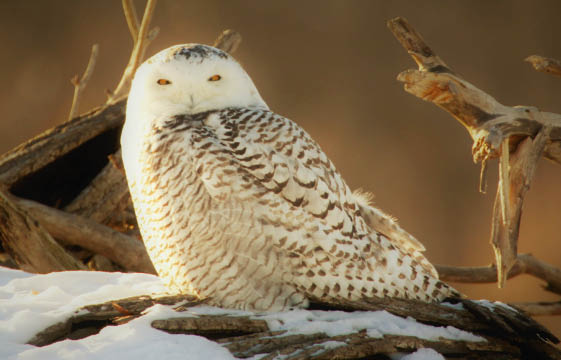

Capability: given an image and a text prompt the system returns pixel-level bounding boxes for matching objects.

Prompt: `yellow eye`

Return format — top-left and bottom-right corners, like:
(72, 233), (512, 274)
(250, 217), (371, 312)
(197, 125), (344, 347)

(208, 74), (222, 81)
(157, 79), (171, 85)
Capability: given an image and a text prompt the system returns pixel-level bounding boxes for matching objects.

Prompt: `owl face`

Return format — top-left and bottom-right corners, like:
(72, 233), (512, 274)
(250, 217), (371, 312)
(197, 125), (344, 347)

(127, 44), (268, 120)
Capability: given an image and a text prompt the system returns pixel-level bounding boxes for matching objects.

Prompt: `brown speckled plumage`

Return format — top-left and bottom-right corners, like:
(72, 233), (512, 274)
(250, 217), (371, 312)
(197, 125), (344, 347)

(122, 44), (459, 311)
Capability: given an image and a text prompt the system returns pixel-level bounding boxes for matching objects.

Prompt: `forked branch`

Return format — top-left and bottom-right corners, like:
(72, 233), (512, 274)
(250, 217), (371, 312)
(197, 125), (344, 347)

(108, 0), (159, 103)
(387, 16), (561, 288)
(68, 44), (99, 120)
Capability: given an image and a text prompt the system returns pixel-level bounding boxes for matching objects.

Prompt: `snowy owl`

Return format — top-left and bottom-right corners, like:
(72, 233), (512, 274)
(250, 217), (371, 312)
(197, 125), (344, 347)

(121, 44), (459, 311)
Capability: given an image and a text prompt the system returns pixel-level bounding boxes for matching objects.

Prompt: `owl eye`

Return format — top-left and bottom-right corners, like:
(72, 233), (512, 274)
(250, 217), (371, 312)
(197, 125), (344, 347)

(208, 74), (222, 82)
(157, 79), (172, 85)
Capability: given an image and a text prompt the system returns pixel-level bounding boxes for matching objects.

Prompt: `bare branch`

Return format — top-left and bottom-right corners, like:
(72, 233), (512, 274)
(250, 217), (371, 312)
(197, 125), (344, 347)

(109, 0), (158, 103)
(213, 29), (242, 54)
(68, 44), (99, 121)
(387, 17), (561, 165)
(479, 158), (488, 193)
(513, 301), (561, 317)
(5, 192), (155, 274)
(525, 55), (561, 78)
(436, 253), (561, 296)
(493, 128), (550, 286)
(122, 0), (140, 43)
(386, 16), (449, 72)
(387, 16), (561, 291)
(0, 189), (85, 273)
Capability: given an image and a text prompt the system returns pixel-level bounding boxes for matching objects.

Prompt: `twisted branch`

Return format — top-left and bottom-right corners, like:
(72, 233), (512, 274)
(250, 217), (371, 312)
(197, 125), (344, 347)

(387, 16), (561, 289)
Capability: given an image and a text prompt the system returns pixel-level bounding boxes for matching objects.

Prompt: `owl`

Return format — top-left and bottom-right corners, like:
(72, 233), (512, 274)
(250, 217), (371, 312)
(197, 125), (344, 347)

(121, 44), (459, 311)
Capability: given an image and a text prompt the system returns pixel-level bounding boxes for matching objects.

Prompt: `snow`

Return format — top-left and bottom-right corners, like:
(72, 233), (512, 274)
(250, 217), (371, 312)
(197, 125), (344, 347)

(258, 309), (484, 342)
(0, 267), (484, 360)
(400, 348), (445, 360)
(474, 299), (518, 313)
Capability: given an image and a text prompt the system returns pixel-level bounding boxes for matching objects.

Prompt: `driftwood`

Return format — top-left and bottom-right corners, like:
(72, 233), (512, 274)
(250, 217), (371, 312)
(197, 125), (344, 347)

(8, 192), (155, 274)
(0, 189), (85, 272)
(436, 253), (561, 296)
(27, 294), (561, 359)
(387, 17), (561, 289)
(64, 150), (131, 224)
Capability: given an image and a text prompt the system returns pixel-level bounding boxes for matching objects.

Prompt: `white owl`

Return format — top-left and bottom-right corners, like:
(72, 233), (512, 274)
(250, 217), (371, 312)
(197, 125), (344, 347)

(121, 44), (459, 311)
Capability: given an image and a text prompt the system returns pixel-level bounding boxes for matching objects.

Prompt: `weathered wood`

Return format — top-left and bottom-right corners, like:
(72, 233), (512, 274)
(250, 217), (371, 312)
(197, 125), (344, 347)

(27, 293), (561, 359)
(213, 29), (242, 54)
(27, 294), (203, 346)
(387, 16), (561, 291)
(525, 55), (561, 78)
(311, 296), (558, 345)
(6, 192), (155, 274)
(436, 254), (561, 297)
(219, 331), (326, 358)
(0, 189), (85, 273)
(0, 99), (126, 187)
(491, 129), (550, 286)
(64, 150), (130, 223)
(260, 333), (520, 360)
(387, 18), (561, 165)
(513, 301), (561, 317)
(152, 316), (269, 338)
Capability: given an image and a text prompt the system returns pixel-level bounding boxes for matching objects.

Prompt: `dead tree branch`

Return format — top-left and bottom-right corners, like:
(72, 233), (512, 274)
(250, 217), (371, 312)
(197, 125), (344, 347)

(525, 55), (561, 78)
(109, 0), (158, 103)
(387, 16), (561, 288)
(122, 0), (140, 43)
(436, 253), (561, 297)
(213, 29), (242, 54)
(64, 149), (130, 223)
(27, 294), (561, 359)
(27, 294), (203, 346)
(0, 99), (126, 188)
(513, 301), (561, 317)
(0, 189), (85, 272)
(4, 192), (154, 274)
(69, 44), (99, 121)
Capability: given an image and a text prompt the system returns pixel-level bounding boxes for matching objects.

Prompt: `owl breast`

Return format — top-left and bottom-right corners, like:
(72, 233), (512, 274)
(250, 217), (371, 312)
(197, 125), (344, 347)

(125, 109), (308, 311)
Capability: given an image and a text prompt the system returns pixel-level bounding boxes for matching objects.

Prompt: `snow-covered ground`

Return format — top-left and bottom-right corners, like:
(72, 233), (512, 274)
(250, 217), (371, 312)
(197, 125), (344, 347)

(0, 267), (483, 360)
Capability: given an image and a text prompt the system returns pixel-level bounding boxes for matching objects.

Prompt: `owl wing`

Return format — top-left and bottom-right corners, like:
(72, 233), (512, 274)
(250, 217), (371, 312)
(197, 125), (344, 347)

(193, 109), (448, 301)
(199, 109), (368, 248)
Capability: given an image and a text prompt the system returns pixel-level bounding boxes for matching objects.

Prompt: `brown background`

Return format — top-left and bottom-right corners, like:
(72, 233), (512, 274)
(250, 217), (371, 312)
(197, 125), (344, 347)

(1, 1), (560, 337)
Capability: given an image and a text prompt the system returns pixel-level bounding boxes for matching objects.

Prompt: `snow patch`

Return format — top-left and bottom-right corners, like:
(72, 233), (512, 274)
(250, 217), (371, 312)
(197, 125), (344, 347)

(1, 267), (485, 360)
(474, 299), (518, 313)
(259, 309), (484, 342)
(400, 348), (445, 360)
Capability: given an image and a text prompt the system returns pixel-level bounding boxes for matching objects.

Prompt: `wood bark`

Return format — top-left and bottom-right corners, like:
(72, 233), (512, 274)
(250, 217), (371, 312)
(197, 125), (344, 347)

(0, 189), (85, 272)
(7, 192), (155, 274)
(27, 294), (561, 359)
(387, 16), (561, 288)
(64, 150), (131, 224)
(0, 99), (126, 187)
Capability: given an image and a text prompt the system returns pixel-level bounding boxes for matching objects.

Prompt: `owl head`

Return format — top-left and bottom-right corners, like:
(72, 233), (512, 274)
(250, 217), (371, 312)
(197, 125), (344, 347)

(127, 44), (268, 120)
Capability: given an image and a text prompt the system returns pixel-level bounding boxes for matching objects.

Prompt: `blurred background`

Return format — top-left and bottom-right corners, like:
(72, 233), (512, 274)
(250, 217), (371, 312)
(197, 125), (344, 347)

(1, 0), (560, 336)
